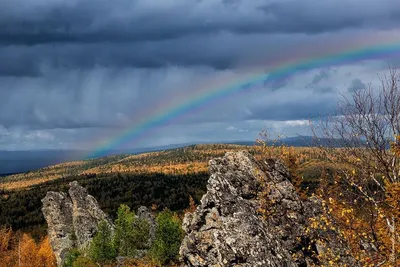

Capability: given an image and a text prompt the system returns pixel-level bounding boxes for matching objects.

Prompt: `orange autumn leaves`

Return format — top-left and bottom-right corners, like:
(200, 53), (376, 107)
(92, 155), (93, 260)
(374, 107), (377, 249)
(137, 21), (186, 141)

(0, 227), (56, 267)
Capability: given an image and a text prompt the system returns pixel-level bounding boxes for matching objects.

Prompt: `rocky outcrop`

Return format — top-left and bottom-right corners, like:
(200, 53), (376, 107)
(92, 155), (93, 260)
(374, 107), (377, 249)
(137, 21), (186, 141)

(41, 192), (74, 267)
(42, 181), (112, 266)
(42, 181), (157, 266)
(68, 181), (113, 248)
(179, 151), (358, 266)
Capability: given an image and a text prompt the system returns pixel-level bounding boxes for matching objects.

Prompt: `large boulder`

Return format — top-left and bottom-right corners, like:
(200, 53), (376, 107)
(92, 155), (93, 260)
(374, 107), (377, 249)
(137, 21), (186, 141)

(179, 151), (358, 266)
(42, 181), (113, 266)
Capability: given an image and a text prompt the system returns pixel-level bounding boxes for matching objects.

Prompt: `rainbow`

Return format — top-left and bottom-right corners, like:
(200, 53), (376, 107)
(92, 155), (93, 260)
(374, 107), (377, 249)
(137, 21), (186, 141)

(88, 40), (400, 159)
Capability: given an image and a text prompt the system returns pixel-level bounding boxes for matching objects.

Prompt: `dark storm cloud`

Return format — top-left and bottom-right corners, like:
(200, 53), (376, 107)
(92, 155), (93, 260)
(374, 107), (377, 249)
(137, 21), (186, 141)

(1, 0), (400, 45)
(0, 38), (241, 75)
(0, 31), (346, 77)
(347, 78), (367, 92)
(0, 64), (42, 77)
(313, 86), (335, 94)
(263, 75), (290, 91)
(0, 0), (398, 150)
(247, 98), (337, 121)
(0, 29), (376, 79)
(312, 70), (330, 85)
(257, 1), (400, 33)
(0, 66), (226, 129)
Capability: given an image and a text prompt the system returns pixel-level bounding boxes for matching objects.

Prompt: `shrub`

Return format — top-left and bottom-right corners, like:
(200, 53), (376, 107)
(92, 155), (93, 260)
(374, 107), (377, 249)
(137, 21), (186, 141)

(132, 217), (150, 250)
(150, 209), (183, 265)
(89, 220), (115, 264)
(113, 204), (136, 257)
(72, 256), (97, 267)
(63, 249), (81, 267)
(113, 204), (150, 257)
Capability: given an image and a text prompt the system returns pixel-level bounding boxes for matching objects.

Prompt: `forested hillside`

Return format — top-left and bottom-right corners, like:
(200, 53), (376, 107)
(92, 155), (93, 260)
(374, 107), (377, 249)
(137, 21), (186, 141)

(0, 145), (256, 235)
(0, 144), (249, 190)
(0, 143), (332, 240)
(1, 137), (398, 266)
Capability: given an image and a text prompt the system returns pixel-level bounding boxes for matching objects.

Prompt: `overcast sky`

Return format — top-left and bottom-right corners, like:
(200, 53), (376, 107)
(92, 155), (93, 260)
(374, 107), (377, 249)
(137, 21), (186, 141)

(1, 0), (400, 151)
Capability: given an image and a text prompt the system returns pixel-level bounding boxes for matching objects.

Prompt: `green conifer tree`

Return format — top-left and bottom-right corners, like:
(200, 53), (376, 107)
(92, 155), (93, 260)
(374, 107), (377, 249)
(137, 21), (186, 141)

(150, 209), (183, 265)
(113, 204), (150, 256)
(113, 204), (135, 256)
(89, 220), (115, 264)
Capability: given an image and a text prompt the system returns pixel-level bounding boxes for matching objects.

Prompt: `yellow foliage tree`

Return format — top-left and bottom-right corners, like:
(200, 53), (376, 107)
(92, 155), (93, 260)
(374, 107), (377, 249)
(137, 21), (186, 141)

(37, 237), (57, 267)
(311, 68), (400, 266)
(0, 227), (56, 267)
(20, 233), (40, 266)
(0, 226), (16, 267)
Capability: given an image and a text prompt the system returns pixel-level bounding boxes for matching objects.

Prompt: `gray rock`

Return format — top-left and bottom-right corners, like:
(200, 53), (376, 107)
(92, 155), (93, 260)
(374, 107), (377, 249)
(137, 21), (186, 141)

(41, 192), (74, 266)
(42, 181), (113, 266)
(137, 206), (156, 248)
(68, 181), (113, 248)
(116, 256), (127, 267)
(180, 151), (358, 267)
